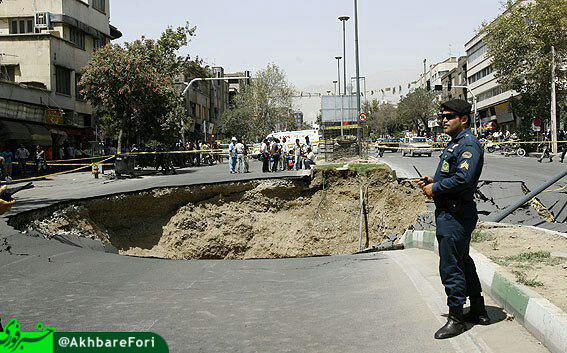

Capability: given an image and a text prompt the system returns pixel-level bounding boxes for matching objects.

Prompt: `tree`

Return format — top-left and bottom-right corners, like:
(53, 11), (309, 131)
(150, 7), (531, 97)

(397, 88), (439, 135)
(481, 0), (566, 122)
(222, 64), (294, 141)
(362, 99), (399, 135)
(81, 24), (198, 147)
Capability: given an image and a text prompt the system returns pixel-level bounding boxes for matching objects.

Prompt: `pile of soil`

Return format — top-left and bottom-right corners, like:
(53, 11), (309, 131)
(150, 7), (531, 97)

(19, 168), (427, 260)
(474, 223), (567, 311)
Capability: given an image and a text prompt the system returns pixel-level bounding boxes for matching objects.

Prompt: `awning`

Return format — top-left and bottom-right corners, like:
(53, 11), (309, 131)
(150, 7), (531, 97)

(0, 120), (31, 141)
(25, 123), (52, 147)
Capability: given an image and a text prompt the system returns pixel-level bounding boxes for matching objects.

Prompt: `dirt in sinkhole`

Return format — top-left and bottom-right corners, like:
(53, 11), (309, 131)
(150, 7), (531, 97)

(15, 169), (428, 260)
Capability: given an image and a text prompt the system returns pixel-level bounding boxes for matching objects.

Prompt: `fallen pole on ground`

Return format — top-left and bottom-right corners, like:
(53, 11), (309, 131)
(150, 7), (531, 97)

(488, 168), (567, 223)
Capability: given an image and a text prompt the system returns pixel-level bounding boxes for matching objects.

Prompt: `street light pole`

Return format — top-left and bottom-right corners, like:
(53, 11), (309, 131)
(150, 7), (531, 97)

(550, 45), (558, 154)
(339, 16), (350, 97)
(335, 56), (342, 96)
(354, 0), (362, 148)
(182, 76), (249, 96)
(333, 80), (338, 95)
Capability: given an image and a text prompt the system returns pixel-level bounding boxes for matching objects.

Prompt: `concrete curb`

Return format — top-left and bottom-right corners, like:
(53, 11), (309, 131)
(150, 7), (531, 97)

(401, 229), (567, 353)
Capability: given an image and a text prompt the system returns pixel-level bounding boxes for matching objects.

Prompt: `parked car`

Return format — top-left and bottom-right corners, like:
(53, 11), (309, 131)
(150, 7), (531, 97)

(400, 137), (433, 157)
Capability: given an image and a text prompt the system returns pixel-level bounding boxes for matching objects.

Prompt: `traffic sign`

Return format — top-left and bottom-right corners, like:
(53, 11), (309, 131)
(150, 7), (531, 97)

(358, 113), (367, 122)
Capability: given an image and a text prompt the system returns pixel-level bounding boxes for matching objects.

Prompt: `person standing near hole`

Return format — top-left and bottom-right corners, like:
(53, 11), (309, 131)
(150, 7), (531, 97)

(417, 99), (490, 340)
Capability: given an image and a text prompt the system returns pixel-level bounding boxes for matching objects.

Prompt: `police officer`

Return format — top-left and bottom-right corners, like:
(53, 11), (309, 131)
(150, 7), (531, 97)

(417, 99), (490, 339)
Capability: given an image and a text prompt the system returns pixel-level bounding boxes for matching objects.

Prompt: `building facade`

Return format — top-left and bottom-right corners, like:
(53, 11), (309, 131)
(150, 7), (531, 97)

(0, 0), (121, 158)
(181, 67), (230, 142)
(440, 56), (468, 102)
(419, 57), (459, 92)
(465, 32), (519, 132)
(225, 70), (251, 106)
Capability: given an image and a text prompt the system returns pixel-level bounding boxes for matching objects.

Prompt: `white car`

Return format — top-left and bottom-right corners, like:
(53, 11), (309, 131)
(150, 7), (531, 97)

(400, 137), (433, 157)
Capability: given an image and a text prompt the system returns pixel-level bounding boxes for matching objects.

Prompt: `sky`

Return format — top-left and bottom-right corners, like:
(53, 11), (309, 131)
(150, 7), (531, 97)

(110, 0), (504, 123)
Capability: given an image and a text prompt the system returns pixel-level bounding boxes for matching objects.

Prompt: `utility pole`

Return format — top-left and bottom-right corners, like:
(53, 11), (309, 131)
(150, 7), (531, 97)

(339, 16), (350, 97)
(551, 45), (558, 154)
(354, 0), (362, 149)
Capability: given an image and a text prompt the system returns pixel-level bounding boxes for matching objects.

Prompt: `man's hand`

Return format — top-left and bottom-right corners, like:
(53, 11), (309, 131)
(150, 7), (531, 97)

(0, 186), (15, 215)
(415, 176), (435, 199)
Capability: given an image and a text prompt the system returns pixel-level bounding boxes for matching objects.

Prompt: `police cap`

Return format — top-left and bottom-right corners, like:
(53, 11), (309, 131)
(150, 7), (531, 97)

(440, 99), (472, 116)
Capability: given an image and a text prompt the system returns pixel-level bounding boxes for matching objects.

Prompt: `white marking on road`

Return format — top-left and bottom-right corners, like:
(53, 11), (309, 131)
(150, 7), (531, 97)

(389, 250), (494, 353)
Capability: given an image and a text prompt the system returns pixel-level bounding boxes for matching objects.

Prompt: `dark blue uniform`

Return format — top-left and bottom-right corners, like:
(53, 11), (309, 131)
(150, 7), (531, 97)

(432, 128), (484, 308)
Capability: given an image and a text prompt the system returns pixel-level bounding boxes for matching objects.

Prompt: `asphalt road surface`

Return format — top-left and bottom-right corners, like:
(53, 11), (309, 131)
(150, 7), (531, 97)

(376, 151), (567, 232)
(0, 161), (552, 352)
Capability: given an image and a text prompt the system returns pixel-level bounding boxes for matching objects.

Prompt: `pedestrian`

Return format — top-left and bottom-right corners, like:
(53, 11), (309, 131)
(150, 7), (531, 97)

(15, 145), (30, 177)
(235, 139), (245, 173)
(538, 133), (553, 163)
(280, 138), (289, 171)
(293, 139), (303, 170)
(34, 145), (46, 176)
(66, 145), (76, 159)
(417, 99), (489, 340)
(305, 135), (312, 149)
(260, 139), (270, 173)
(228, 137), (237, 174)
(0, 147), (13, 181)
(303, 147), (316, 169)
(558, 130), (566, 163)
(271, 138), (281, 172)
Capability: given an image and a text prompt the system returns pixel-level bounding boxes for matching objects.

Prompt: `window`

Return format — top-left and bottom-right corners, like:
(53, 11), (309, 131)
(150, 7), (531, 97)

(0, 66), (16, 82)
(9, 18), (34, 34)
(477, 85), (507, 102)
(75, 73), (85, 101)
(467, 44), (489, 63)
(468, 65), (493, 84)
(93, 37), (107, 51)
(93, 0), (106, 13)
(56, 66), (72, 95)
(69, 27), (86, 50)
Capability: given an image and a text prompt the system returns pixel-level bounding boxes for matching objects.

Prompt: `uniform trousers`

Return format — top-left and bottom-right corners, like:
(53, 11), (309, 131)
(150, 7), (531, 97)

(435, 206), (482, 308)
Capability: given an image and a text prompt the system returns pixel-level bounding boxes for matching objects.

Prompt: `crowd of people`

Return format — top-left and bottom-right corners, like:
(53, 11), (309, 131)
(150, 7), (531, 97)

(259, 136), (316, 173)
(0, 144), (49, 181)
(226, 136), (317, 175)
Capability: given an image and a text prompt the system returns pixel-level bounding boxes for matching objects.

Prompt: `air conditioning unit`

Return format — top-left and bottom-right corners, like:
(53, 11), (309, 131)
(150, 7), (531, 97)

(34, 12), (51, 30)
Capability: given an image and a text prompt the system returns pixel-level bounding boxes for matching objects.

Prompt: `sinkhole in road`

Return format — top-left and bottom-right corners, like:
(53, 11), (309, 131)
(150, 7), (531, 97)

(11, 168), (427, 260)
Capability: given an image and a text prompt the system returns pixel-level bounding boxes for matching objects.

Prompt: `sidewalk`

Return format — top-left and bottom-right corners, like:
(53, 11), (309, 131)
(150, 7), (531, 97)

(402, 229), (567, 353)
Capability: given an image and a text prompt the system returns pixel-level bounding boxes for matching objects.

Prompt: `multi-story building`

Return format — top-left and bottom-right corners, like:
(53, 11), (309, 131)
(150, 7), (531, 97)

(181, 67), (230, 142)
(419, 57), (459, 92)
(225, 71), (251, 106)
(465, 28), (519, 131)
(418, 57), (459, 134)
(0, 0), (121, 158)
(440, 56), (468, 101)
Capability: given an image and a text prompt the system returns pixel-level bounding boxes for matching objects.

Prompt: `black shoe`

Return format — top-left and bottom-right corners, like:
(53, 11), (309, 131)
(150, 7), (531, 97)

(465, 296), (491, 325)
(435, 307), (466, 339)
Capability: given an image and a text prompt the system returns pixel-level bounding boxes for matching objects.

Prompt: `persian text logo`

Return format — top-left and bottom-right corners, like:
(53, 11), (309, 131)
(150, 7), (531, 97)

(0, 319), (169, 352)
(0, 318), (56, 353)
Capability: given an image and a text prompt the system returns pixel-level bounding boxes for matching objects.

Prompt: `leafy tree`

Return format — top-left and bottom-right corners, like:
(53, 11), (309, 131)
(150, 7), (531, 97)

(397, 88), (439, 135)
(81, 24), (198, 147)
(362, 99), (398, 135)
(222, 64), (294, 141)
(481, 0), (566, 123)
